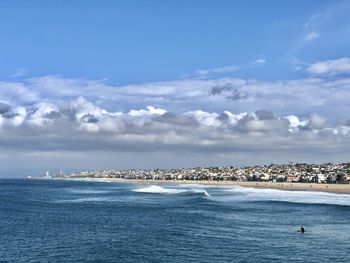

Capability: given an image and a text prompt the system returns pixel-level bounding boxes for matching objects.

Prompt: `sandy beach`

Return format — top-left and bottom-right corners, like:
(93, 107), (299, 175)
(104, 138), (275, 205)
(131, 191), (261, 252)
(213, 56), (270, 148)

(50, 177), (350, 194)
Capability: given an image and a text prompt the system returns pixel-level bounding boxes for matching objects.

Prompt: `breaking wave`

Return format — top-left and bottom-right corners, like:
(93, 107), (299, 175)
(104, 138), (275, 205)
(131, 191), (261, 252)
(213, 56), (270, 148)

(132, 185), (211, 197)
(54, 183), (350, 206)
(208, 186), (350, 206)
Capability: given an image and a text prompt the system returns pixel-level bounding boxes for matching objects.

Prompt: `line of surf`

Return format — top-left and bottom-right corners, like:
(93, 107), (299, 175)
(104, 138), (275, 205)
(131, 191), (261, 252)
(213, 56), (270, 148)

(212, 186), (350, 206)
(132, 185), (211, 197)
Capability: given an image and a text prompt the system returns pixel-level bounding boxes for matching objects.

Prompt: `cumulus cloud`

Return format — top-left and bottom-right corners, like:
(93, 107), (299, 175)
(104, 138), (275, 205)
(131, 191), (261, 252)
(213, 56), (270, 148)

(81, 114), (99, 124)
(254, 109), (274, 120)
(128, 106), (166, 117)
(309, 113), (327, 129)
(0, 102), (11, 114)
(284, 115), (308, 129)
(307, 57), (350, 75)
(0, 97), (348, 155)
(27, 102), (60, 127)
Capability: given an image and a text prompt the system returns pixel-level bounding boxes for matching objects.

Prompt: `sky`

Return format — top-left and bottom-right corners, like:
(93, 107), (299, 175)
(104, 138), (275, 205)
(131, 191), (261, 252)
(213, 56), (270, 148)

(1, 0), (350, 177)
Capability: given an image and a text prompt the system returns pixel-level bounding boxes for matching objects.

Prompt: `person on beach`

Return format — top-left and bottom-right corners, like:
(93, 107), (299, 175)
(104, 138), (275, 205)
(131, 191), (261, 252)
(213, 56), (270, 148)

(297, 226), (305, 233)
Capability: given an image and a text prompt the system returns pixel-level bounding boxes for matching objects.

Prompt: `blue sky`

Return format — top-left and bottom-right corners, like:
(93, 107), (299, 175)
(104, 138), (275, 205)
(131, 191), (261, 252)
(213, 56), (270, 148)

(1, 0), (350, 176)
(1, 0), (349, 82)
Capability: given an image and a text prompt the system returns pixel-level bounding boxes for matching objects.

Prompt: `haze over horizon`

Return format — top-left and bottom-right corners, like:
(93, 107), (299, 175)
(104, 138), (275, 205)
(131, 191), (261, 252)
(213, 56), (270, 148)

(1, 0), (350, 177)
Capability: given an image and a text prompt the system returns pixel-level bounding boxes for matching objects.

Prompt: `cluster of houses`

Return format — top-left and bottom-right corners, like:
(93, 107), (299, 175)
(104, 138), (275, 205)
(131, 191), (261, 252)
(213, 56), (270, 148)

(61, 162), (350, 184)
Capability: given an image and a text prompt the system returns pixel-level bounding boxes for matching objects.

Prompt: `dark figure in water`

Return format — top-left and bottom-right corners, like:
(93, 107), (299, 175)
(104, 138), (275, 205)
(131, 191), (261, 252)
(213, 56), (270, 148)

(297, 227), (305, 233)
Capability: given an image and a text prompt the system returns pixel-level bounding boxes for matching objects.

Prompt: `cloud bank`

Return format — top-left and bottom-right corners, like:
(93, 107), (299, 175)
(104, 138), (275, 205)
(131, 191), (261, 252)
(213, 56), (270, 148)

(2, 73), (350, 121)
(1, 96), (349, 155)
(1, 64), (350, 175)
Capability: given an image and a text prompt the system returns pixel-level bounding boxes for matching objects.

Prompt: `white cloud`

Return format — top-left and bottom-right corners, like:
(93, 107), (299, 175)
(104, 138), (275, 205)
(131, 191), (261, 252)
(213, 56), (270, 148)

(2, 75), (350, 122)
(309, 113), (327, 129)
(304, 31), (320, 41)
(0, 81), (40, 104)
(12, 107), (27, 126)
(185, 110), (220, 127)
(28, 102), (60, 127)
(128, 106), (166, 117)
(70, 96), (105, 121)
(284, 115), (305, 128)
(127, 106), (167, 127)
(0, 97), (348, 150)
(67, 97), (124, 133)
(307, 57), (350, 75)
(254, 58), (266, 64)
(196, 65), (239, 76)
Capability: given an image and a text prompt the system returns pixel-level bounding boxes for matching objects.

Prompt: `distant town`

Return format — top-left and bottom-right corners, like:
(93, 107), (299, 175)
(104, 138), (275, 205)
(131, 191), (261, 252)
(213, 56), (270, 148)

(55, 163), (350, 184)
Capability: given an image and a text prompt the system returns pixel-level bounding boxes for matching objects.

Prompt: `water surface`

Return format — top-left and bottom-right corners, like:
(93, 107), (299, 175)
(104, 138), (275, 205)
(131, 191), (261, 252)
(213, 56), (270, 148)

(1, 179), (349, 262)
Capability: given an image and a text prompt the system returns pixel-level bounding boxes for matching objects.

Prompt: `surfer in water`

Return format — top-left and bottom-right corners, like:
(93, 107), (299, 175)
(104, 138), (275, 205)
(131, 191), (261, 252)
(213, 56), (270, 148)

(297, 226), (305, 233)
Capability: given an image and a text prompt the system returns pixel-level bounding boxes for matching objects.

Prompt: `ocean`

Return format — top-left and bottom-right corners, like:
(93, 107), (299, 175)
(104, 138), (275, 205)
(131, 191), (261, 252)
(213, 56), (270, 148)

(1, 179), (350, 262)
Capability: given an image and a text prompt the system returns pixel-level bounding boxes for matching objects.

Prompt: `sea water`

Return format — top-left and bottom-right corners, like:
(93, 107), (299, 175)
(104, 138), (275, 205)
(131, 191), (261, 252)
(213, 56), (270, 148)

(1, 179), (350, 262)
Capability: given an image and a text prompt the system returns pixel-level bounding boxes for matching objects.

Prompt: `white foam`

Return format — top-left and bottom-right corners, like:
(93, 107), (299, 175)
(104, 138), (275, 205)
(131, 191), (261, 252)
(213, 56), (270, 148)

(133, 185), (184, 194)
(178, 184), (217, 188)
(212, 186), (350, 206)
(191, 188), (211, 197)
(132, 185), (211, 197)
(53, 196), (116, 203)
(67, 189), (109, 194)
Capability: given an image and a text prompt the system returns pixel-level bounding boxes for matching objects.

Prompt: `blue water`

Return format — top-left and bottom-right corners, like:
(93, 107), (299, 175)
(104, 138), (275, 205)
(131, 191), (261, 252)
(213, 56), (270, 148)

(1, 179), (350, 262)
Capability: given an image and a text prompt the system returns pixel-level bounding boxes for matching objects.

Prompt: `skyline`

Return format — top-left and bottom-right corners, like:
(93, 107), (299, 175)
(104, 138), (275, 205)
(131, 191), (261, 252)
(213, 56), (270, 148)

(1, 0), (350, 176)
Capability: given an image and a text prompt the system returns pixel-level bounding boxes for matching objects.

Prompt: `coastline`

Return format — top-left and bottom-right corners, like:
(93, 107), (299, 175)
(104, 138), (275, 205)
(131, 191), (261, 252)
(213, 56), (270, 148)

(47, 177), (350, 194)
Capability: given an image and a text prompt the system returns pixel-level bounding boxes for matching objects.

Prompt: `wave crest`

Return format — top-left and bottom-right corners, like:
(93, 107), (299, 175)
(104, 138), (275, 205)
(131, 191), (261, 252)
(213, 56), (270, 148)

(132, 185), (211, 197)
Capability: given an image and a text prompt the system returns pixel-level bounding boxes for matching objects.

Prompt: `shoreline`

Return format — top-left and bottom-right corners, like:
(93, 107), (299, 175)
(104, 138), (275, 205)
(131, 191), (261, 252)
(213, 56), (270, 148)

(46, 177), (350, 194)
